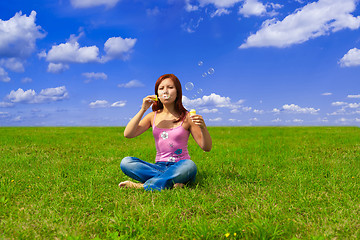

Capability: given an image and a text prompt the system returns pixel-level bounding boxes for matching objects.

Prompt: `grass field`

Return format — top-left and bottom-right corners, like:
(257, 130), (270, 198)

(1, 126), (360, 239)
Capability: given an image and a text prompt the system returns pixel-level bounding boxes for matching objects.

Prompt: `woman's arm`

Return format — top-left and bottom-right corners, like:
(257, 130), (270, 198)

(189, 113), (212, 152)
(124, 95), (156, 138)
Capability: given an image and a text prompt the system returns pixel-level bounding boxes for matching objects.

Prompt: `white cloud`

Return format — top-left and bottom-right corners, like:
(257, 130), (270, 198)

(117, 80), (145, 88)
(322, 92), (332, 96)
(242, 106), (252, 112)
(331, 101), (347, 106)
(181, 18), (204, 33)
(47, 63), (69, 73)
(46, 41), (100, 63)
(253, 109), (264, 114)
(111, 101), (126, 107)
(209, 117), (222, 122)
(293, 119), (304, 123)
(185, 0), (199, 12)
(70, 0), (120, 8)
(83, 72), (108, 83)
(282, 104), (320, 114)
(197, 0), (242, 8)
(339, 48), (360, 67)
(89, 100), (126, 108)
(272, 108), (280, 113)
(89, 100), (109, 108)
(102, 37), (137, 62)
(42, 34), (137, 71)
(272, 118), (282, 122)
(1, 58), (25, 72)
(211, 8), (231, 17)
(183, 93), (235, 109)
(200, 108), (219, 113)
(7, 86), (68, 104)
(239, 0), (267, 17)
(347, 94), (360, 98)
(348, 103), (360, 108)
(0, 67), (10, 82)
(0, 11), (45, 59)
(21, 77), (32, 83)
(240, 0), (360, 48)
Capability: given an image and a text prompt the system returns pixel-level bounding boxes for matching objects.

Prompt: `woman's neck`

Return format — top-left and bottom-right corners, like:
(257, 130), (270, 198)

(162, 103), (177, 116)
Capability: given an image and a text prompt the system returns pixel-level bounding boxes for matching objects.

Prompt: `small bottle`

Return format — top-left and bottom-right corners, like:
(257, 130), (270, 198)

(190, 109), (196, 116)
(152, 95), (158, 101)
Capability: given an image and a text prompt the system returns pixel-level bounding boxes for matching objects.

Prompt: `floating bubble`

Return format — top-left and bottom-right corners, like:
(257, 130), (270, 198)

(198, 61), (203, 66)
(185, 82), (194, 91)
(202, 72), (207, 77)
(208, 68), (215, 74)
(197, 88), (203, 94)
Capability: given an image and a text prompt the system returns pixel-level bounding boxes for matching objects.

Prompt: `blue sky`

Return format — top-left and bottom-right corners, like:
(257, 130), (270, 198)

(1, 0), (360, 126)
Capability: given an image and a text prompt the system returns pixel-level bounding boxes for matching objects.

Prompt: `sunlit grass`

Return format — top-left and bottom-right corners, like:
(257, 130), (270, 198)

(1, 127), (360, 239)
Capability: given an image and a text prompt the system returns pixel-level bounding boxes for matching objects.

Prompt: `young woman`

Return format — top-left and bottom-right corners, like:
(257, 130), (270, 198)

(119, 73), (212, 191)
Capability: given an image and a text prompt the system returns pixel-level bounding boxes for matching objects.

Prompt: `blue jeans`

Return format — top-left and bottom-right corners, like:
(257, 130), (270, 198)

(120, 157), (197, 191)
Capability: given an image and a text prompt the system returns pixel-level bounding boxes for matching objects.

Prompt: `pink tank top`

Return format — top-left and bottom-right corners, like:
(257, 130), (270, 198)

(152, 111), (191, 162)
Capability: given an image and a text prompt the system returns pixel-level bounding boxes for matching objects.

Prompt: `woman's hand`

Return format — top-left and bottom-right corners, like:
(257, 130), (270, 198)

(190, 114), (206, 129)
(141, 95), (157, 111)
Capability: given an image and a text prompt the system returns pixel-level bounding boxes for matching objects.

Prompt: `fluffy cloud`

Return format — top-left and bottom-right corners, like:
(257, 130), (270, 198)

(117, 80), (145, 88)
(183, 93), (234, 108)
(0, 58), (25, 72)
(339, 48), (360, 67)
(70, 0), (120, 8)
(47, 63), (69, 73)
(45, 41), (100, 63)
(322, 92), (332, 96)
(6, 86), (68, 104)
(83, 72), (108, 83)
(89, 100), (109, 108)
(0, 11), (45, 58)
(331, 101), (347, 106)
(200, 108), (219, 113)
(111, 101), (126, 107)
(240, 0), (360, 48)
(0, 67), (10, 82)
(197, 0), (242, 8)
(41, 35), (137, 72)
(102, 37), (137, 62)
(239, 0), (267, 17)
(89, 100), (126, 108)
(348, 94), (360, 98)
(282, 104), (320, 114)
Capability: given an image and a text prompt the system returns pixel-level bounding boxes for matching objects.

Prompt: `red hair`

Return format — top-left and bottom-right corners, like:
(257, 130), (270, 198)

(152, 74), (188, 123)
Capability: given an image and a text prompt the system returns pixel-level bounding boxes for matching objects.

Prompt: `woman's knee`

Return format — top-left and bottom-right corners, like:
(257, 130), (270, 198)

(180, 160), (197, 173)
(120, 156), (135, 170)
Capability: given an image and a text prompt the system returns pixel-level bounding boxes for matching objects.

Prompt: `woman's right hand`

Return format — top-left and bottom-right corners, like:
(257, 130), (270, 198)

(141, 95), (157, 111)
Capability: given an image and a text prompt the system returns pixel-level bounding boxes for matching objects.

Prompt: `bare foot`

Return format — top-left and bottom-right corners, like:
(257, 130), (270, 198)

(174, 183), (185, 188)
(118, 180), (144, 189)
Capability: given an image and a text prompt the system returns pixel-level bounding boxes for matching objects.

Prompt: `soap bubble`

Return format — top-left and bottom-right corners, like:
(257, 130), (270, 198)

(185, 82), (194, 91)
(198, 61), (203, 66)
(202, 72), (207, 77)
(197, 88), (203, 94)
(208, 68), (215, 74)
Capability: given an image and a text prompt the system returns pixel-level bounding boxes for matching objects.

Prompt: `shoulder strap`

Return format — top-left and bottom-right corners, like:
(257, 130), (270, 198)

(153, 111), (157, 127)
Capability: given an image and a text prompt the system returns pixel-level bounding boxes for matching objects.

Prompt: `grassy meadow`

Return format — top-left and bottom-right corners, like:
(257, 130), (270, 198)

(1, 126), (360, 239)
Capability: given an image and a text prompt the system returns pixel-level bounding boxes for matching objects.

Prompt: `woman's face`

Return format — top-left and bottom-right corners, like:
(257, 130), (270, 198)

(157, 78), (177, 103)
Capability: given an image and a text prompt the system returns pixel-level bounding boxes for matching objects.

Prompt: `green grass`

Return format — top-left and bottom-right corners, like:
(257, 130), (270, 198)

(1, 127), (360, 239)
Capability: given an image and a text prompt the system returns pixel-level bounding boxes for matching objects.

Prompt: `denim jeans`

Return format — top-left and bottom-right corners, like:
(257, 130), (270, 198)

(120, 156), (197, 191)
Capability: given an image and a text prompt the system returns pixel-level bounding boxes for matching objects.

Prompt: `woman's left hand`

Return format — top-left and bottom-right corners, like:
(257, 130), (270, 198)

(190, 114), (206, 129)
